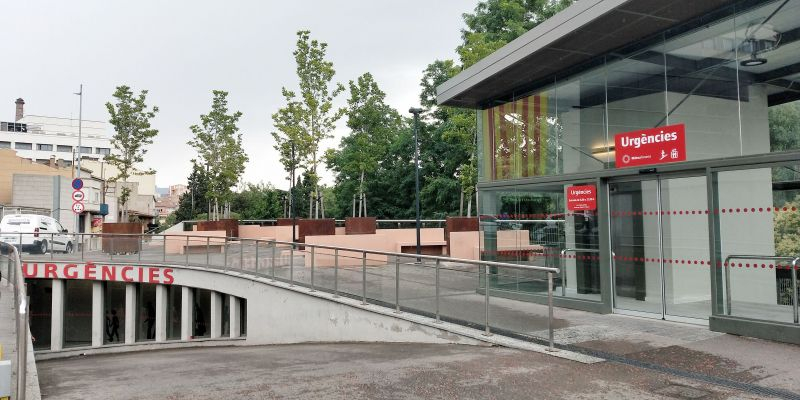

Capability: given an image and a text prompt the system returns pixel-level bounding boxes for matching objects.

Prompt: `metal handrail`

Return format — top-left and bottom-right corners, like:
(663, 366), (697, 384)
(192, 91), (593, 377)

(7, 232), (560, 351)
(0, 240), (28, 400)
(723, 254), (799, 323)
(559, 248), (601, 297)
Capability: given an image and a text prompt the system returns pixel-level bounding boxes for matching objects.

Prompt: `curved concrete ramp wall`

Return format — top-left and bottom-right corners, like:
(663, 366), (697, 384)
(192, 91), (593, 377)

(167, 266), (484, 346)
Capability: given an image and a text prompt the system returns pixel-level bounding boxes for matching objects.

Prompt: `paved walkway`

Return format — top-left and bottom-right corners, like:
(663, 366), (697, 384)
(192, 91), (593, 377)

(36, 343), (794, 400)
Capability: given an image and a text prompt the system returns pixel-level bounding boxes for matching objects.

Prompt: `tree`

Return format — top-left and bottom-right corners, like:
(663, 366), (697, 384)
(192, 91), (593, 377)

(105, 85), (160, 221)
(188, 90), (248, 220)
(271, 30), (345, 219)
(458, 0), (574, 67)
(326, 73), (401, 217)
(173, 161), (211, 223)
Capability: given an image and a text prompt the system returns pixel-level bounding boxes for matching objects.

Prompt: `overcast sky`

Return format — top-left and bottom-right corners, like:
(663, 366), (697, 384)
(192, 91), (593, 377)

(1, 1), (475, 189)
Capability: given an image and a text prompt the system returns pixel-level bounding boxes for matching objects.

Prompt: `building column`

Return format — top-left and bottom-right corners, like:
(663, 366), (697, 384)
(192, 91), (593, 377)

(91, 282), (104, 347)
(50, 279), (64, 351)
(181, 287), (193, 340)
(229, 296), (240, 338)
(210, 291), (222, 339)
(125, 283), (136, 344)
(155, 284), (168, 342)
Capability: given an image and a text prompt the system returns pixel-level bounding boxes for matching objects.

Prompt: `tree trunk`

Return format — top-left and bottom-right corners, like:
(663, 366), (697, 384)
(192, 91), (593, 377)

(352, 195), (356, 217)
(362, 192), (367, 218)
(466, 193), (472, 217)
(459, 190), (464, 217)
(320, 192), (325, 219)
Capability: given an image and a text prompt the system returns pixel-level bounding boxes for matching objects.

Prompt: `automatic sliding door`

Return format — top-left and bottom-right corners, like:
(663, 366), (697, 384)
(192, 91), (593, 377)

(610, 180), (662, 314)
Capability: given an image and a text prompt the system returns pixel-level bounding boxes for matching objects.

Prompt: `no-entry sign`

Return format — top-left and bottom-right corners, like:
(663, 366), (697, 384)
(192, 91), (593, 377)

(615, 123), (686, 168)
(567, 185), (597, 211)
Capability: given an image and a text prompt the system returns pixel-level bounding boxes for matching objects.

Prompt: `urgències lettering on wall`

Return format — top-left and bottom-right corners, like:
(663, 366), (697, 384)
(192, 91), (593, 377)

(23, 262), (175, 284)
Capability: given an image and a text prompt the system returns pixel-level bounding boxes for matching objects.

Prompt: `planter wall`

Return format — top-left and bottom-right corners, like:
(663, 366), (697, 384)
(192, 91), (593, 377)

(197, 219), (239, 238)
(102, 223), (143, 254)
(345, 217), (377, 235)
(445, 217), (479, 255)
(298, 219), (336, 243)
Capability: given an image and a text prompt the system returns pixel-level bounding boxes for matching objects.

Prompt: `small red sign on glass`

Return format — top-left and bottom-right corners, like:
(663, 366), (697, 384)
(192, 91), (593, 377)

(614, 123), (687, 168)
(567, 185), (596, 211)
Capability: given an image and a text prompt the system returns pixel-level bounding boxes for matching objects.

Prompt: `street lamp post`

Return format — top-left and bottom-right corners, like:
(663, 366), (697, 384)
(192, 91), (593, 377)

(74, 84), (83, 235)
(409, 107), (423, 259)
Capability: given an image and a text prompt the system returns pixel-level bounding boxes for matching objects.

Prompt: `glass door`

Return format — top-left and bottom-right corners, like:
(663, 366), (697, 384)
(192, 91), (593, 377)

(610, 175), (710, 320)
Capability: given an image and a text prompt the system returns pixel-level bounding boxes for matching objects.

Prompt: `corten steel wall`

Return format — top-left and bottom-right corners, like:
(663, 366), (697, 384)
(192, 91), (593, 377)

(197, 219), (239, 238)
(298, 219), (336, 243)
(345, 217), (377, 235)
(445, 217), (479, 255)
(276, 218), (295, 226)
(102, 223), (143, 253)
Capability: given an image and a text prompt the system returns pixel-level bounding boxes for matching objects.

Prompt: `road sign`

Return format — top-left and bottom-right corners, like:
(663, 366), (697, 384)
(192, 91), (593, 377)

(72, 202), (85, 214)
(72, 190), (85, 202)
(72, 178), (84, 190)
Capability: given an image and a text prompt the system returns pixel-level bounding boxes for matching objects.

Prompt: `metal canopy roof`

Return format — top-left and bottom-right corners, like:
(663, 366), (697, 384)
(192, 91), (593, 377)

(436, 0), (743, 109)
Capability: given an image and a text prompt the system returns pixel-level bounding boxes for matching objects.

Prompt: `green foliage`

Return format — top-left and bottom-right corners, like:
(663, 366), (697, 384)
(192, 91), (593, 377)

(774, 195), (800, 257)
(230, 183), (285, 220)
(769, 101), (800, 152)
(105, 85), (160, 182)
(188, 90), (248, 217)
(458, 0), (574, 68)
(326, 73), (402, 217)
(173, 161), (211, 222)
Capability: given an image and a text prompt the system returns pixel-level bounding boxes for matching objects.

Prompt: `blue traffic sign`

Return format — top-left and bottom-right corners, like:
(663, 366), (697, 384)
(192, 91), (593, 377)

(72, 178), (84, 190)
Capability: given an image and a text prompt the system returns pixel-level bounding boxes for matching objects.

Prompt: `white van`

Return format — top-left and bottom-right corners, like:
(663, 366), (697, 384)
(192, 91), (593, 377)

(0, 214), (75, 254)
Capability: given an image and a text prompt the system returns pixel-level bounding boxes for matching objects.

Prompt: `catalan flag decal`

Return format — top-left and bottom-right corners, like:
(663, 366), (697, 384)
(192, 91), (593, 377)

(480, 94), (550, 181)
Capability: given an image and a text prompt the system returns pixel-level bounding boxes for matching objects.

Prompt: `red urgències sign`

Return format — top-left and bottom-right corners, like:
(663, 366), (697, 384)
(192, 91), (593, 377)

(22, 262), (175, 284)
(567, 185), (597, 211)
(615, 123), (686, 168)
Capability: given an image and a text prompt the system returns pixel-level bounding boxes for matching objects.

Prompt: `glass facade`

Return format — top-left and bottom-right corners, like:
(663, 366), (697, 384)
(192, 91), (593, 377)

(193, 288), (211, 338)
(476, 0), (800, 328)
(167, 285), (182, 340)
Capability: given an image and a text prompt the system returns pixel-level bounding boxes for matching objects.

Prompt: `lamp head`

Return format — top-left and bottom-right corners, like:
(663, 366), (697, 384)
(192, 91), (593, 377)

(408, 107), (424, 115)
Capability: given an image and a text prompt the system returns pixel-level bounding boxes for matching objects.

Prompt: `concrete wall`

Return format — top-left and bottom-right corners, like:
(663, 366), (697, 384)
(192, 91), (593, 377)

(238, 225), (294, 242)
(0, 148), (73, 205)
(164, 231), (227, 254)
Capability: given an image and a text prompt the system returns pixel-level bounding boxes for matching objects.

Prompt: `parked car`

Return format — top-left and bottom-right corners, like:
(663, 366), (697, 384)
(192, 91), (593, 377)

(0, 214), (75, 254)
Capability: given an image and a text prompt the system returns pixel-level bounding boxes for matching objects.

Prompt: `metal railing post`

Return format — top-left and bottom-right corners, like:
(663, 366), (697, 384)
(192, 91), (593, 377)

(255, 241), (260, 274)
(310, 246), (315, 292)
(271, 242), (276, 281)
(547, 272), (556, 352)
(185, 236), (190, 266)
(138, 235), (142, 262)
(162, 235), (167, 262)
(725, 258), (732, 315)
(81, 233), (85, 260)
(484, 264), (491, 336)
(362, 252), (367, 305)
(793, 258), (799, 324)
(206, 237), (210, 266)
(110, 234), (115, 261)
(435, 259), (441, 323)
(333, 249), (339, 298)
(240, 240), (244, 270)
(50, 233), (54, 259)
(289, 244), (294, 286)
(223, 237), (228, 268)
(394, 256), (400, 313)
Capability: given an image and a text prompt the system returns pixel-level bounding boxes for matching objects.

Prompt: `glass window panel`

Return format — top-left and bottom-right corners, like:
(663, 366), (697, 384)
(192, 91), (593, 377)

(104, 281), (126, 344)
(63, 280), (93, 348)
(240, 298), (247, 336)
(26, 279), (52, 350)
(167, 285), (182, 340)
(193, 288), (211, 338)
(714, 163), (800, 324)
(222, 295), (230, 337)
(136, 283), (157, 342)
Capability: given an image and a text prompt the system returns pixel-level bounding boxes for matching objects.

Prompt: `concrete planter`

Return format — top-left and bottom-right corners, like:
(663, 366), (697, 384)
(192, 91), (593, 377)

(345, 217), (377, 235)
(102, 223), (144, 254)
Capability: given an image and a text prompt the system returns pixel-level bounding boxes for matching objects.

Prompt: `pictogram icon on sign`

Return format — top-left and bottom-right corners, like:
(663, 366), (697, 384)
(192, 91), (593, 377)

(72, 190), (85, 202)
(72, 202), (85, 214)
(72, 178), (84, 190)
